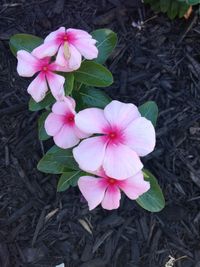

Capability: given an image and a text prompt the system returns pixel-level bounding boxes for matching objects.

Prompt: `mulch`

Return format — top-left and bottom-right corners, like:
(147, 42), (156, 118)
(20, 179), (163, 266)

(1, 0), (200, 266)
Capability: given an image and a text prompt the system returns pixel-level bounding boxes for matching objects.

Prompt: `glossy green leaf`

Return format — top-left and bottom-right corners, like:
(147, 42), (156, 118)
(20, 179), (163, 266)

(178, 0), (199, 5)
(37, 145), (79, 174)
(64, 73), (74, 95)
(168, 1), (179, 19)
(91, 29), (117, 64)
(38, 111), (50, 141)
(136, 169), (165, 212)
(9, 33), (43, 56)
(138, 101), (158, 127)
(57, 170), (84, 192)
(74, 61), (113, 87)
(73, 86), (111, 111)
(29, 92), (55, 111)
(160, 0), (170, 12)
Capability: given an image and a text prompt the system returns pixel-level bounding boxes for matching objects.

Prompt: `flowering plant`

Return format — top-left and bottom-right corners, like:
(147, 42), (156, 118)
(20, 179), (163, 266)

(10, 27), (165, 212)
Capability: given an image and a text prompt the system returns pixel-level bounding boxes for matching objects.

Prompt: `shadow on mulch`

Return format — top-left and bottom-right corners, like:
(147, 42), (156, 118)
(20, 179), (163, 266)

(0, 0), (200, 266)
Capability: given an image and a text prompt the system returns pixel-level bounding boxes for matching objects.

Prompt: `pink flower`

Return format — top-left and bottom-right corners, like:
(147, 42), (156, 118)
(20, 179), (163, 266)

(73, 100), (156, 180)
(78, 169), (150, 210)
(32, 27), (98, 70)
(45, 97), (88, 149)
(17, 50), (68, 102)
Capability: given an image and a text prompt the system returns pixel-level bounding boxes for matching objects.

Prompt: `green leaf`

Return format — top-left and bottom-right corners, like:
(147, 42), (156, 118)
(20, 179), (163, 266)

(178, 2), (190, 17)
(138, 101), (158, 127)
(64, 73), (74, 95)
(57, 170), (84, 192)
(91, 29), (117, 64)
(160, 0), (170, 12)
(38, 111), (50, 141)
(136, 169), (165, 212)
(73, 86), (111, 111)
(74, 61), (113, 87)
(9, 33), (43, 56)
(29, 92), (55, 111)
(167, 1), (179, 19)
(37, 145), (79, 174)
(178, 0), (199, 5)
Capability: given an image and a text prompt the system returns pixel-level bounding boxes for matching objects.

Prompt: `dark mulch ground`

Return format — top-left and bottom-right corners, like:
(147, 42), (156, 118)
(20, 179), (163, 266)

(1, 0), (200, 266)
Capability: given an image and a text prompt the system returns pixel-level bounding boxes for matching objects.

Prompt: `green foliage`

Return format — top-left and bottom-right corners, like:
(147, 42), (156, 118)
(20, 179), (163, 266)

(57, 171), (85, 192)
(73, 61), (113, 87)
(144, 0), (196, 19)
(38, 111), (50, 141)
(138, 101), (158, 127)
(37, 145), (79, 174)
(29, 92), (55, 112)
(9, 34), (43, 56)
(91, 29), (117, 64)
(73, 86), (112, 111)
(136, 169), (165, 212)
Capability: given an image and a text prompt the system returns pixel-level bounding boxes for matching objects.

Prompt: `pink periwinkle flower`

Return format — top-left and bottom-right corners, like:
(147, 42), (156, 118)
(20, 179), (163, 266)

(73, 100), (156, 180)
(45, 97), (88, 149)
(32, 27), (98, 70)
(17, 50), (68, 102)
(78, 168), (150, 210)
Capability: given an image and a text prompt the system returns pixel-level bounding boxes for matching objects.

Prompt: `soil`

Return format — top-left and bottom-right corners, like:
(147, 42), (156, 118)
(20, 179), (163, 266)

(1, 0), (200, 266)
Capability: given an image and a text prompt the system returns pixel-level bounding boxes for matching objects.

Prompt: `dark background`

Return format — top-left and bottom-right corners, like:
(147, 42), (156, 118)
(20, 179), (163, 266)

(1, 0), (200, 266)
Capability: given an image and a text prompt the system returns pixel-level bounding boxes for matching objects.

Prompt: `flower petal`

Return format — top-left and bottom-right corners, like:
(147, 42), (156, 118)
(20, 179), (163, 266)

(118, 171), (150, 200)
(124, 117), (156, 156)
(27, 73), (48, 102)
(67, 28), (92, 39)
(53, 125), (79, 149)
(46, 72), (65, 101)
(32, 41), (59, 59)
(17, 50), (38, 77)
(101, 185), (121, 210)
(44, 113), (64, 136)
(55, 45), (67, 67)
(68, 44), (82, 70)
(78, 176), (107, 210)
(103, 143), (143, 180)
(52, 99), (75, 116)
(73, 136), (107, 172)
(45, 26), (65, 42)
(73, 38), (98, 59)
(75, 108), (109, 134)
(104, 100), (141, 130)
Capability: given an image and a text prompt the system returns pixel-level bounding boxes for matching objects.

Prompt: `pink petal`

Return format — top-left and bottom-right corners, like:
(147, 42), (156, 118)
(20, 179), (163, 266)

(74, 126), (90, 139)
(103, 143), (143, 180)
(53, 125), (79, 149)
(78, 176), (107, 210)
(52, 100), (75, 116)
(118, 171), (150, 200)
(67, 28), (92, 39)
(44, 113), (64, 136)
(73, 38), (98, 59)
(75, 108), (109, 134)
(73, 136), (107, 172)
(123, 117), (156, 156)
(17, 50), (38, 77)
(104, 100), (141, 130)
(46, 72), (65, 101)
(101, 185), (121, 210)
(32, 41), (58, 59)
(45, 26), (65, 42)
(55, 45), (67, 67)
(27, 73), (48, 102)
(68, 44), (82, 70)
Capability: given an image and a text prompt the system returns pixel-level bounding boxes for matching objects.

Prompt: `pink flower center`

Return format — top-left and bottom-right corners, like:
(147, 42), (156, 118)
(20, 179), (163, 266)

(57, 32), (75, 44)
(64, 113), (75, 126)
(42, 66), (48, 72)
(103, 126), (125, 145)
(108, 178), (116, 185)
